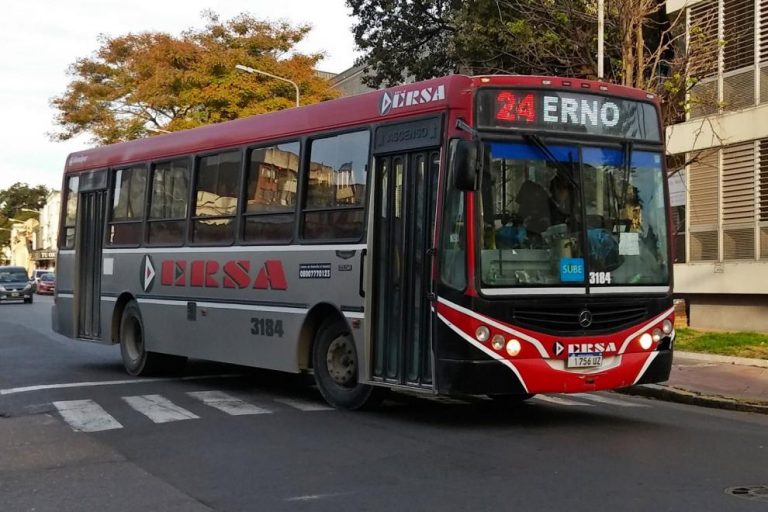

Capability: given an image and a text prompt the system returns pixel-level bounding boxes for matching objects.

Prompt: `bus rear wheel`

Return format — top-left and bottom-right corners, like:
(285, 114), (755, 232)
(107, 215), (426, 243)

(312, 318), (378, 410)
(119, 301), (186, 376)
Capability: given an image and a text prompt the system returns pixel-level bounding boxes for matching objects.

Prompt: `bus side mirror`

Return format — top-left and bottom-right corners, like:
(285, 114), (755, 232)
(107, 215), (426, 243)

(452, 140), (483, 191)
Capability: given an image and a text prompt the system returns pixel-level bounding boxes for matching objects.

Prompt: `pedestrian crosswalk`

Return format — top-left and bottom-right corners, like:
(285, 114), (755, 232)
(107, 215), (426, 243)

(51, 391), (332, 432)
(51, 390), (649, 432)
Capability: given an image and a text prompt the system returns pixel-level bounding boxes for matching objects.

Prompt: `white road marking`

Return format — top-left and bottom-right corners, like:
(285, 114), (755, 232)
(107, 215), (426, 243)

(0, 374), (242, 396)
(123, 394), (199, 423)
(534, 395), (593, 407)
(571, 393), (648, 407)
(53, 399), (123, 432)
(187, 391), (272, 415)
(273, 397), (334, 411)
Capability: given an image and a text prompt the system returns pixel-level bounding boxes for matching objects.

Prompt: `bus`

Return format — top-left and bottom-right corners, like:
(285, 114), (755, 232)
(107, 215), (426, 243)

(53, 74), (674, 409)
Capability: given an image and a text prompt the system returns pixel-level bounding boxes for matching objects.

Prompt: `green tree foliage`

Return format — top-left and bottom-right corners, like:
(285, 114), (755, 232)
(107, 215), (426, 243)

(348, 0), (690, 123)
(51, 11), (339, 144)
(0, 183), (50, 248)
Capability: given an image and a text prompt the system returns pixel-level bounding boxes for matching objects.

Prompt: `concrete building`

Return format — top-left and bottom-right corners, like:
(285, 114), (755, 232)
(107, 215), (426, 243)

(33, 190), (60, 271)
(328, 65), (377, 97)
(667, 0), (768, 331)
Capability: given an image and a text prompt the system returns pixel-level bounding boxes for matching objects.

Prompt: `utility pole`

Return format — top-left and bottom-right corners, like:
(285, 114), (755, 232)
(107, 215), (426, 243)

(597, 0), (605, 80)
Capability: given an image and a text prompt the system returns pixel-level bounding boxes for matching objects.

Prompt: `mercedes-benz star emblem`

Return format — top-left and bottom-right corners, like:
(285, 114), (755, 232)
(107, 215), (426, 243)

(578, 310), (593, 328)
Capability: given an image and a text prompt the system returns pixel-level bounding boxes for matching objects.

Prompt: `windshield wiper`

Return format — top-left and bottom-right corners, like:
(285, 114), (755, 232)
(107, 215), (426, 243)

(522, 133), (579, 188)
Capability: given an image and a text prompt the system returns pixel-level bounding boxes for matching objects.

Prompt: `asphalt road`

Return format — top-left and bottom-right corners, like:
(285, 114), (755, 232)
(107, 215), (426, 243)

(2, 296), (768, 512)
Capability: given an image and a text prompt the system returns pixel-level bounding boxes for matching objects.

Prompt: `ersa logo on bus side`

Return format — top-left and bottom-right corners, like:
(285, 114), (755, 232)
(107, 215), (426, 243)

(140, 255), (288, 293)
(379, 84), (446, 115)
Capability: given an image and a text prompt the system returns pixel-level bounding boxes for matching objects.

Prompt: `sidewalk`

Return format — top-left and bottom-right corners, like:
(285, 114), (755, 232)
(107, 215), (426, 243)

(619, 351), (768, 414)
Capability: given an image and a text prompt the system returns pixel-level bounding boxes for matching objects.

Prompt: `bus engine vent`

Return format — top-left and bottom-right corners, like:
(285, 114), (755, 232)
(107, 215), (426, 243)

(513, 302), (648, 334)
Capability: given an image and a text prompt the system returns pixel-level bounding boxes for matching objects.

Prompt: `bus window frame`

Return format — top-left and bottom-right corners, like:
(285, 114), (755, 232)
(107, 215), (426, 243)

(145, 156), (193, 248)
(240, 138), (303, 246)
(299, 127), (373, 245)
(105, 163), (150, 248)
(187, 147), (245, 248)
(59, 174), (82, 250)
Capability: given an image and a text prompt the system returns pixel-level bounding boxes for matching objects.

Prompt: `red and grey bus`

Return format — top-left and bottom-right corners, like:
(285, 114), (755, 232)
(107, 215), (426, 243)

(53, 74), (674, 409)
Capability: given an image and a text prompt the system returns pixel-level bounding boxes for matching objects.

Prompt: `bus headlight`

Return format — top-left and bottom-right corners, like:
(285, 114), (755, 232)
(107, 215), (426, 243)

(506, 339), (522, 357)
(638, 333), (653, 350)
(652, 329), (662, 343)
(475, 326), (490, 342)
(662, 319), (673, 335)
(491, 334), (505, 351)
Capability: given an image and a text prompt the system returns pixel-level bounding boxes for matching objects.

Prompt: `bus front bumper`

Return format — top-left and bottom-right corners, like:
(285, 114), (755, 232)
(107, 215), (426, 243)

(435, 349), (673, 396)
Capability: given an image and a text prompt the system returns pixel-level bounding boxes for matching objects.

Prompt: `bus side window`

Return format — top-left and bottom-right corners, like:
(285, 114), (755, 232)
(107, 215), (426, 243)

(108, 166), (146, 246)
(61, 176), (79, 249)
(192, 151), (241, 244)
(244, 142), (299, 244)
(302, 130), (369, 240)
(148, 159), (189, 246)
(439, 141), (467, 290)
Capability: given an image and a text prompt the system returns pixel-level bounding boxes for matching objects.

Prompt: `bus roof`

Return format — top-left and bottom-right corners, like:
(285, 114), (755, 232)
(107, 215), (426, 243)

(63, 74), (657, 174)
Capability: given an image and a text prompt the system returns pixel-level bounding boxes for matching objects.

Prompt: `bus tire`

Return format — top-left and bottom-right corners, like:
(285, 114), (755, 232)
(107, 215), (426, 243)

(312, 318), (379, 410)
(119, 301), (186, 376)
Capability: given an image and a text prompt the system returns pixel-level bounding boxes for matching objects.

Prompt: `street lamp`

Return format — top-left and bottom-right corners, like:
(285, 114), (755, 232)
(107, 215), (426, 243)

(235, 64), (300, 108)
(146, 127), (171, 134)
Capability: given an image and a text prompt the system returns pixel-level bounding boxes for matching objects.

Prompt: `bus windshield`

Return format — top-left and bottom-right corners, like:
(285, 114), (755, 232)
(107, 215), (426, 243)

(478, 141), (669, 290)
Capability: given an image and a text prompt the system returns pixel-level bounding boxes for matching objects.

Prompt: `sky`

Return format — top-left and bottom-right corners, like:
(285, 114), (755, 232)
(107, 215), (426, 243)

(0, 1), (360, 191)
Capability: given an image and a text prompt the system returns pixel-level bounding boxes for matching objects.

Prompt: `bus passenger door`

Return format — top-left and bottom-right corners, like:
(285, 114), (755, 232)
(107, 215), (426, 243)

(370, 150), (439, 389)
(75, 175), (107, 339)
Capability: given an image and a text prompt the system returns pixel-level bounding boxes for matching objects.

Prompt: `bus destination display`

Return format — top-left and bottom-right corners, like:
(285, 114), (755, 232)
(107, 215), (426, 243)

(476, 89), (660, 142)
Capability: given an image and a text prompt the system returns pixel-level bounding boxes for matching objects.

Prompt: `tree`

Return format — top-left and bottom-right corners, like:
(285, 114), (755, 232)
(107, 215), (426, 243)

(0, 183), (50, 249)
(51, 11), (339, 144)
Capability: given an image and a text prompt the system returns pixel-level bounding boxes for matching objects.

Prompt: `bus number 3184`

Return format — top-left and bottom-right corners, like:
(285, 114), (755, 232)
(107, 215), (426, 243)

(250, 318), (284, 337)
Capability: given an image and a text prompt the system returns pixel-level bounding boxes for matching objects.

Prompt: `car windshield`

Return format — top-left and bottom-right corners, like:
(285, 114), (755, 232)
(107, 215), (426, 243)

(478, 141), (669, 290)
(0, 270), (29, 283)
(41, 274), (55, 282)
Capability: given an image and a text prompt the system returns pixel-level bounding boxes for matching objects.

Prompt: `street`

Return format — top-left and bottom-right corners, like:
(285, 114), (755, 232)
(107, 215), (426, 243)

(1, 296), (767, 512)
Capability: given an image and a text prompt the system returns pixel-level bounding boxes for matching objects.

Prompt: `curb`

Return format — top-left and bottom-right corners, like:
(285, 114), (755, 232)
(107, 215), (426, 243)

(674, 351), (768, 369)
(616, 384), (768, 415)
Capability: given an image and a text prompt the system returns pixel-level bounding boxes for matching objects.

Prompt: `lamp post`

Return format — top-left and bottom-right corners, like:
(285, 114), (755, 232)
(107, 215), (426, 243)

(235, 64), (300, 107)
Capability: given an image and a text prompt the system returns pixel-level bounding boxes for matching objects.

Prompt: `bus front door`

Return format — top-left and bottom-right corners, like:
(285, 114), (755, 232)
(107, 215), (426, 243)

(75, 188), (106, 339)
(371, 151), (439, 388)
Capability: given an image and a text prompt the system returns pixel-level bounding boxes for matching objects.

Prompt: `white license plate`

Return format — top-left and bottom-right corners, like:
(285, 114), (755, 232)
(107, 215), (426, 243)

(567, 352), (603, 368)
(10, 292), (20, 297)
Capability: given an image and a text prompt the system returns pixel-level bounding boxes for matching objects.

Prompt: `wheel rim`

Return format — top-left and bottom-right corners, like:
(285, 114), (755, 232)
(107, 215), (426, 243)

(124, 316), (144, 363)
(326, 335), (356, 387)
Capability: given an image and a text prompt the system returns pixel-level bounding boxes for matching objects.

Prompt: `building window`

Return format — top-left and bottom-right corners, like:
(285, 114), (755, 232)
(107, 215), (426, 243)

(302, 130), (369, 240)
(243, 141), (299, 243)
(722, 142), (756, 260)
(192, 151), (241, 244)
(108, 166), (146, 246)
(687, 0), (765, 117)
(148, 159), (189, 246)
(688, 151), (719, 261)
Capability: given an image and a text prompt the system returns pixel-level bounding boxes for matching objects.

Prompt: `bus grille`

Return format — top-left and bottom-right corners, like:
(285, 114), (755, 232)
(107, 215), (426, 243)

(513, 303), (648, 334)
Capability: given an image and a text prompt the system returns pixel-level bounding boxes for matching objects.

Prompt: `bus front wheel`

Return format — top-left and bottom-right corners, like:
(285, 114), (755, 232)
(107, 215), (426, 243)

(312, 318), (379, 410)
(119, 301), (185, 376)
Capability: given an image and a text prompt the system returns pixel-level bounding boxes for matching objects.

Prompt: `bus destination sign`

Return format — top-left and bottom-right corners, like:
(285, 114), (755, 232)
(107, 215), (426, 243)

(476, 89), (660, 142)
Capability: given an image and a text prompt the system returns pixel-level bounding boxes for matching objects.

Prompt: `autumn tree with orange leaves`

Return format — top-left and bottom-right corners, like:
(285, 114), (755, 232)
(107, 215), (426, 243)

(51, 11), (338, 144)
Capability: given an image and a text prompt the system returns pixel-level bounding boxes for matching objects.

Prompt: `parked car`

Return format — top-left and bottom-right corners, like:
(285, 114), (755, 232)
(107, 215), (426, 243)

(0, 265), (34, 303)
(36, 273), (56, 295)
(31, 269), (50, 292)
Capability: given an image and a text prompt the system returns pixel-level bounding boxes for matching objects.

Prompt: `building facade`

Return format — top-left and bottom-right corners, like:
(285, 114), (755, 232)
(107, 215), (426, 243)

(667, 0), (768, 331)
